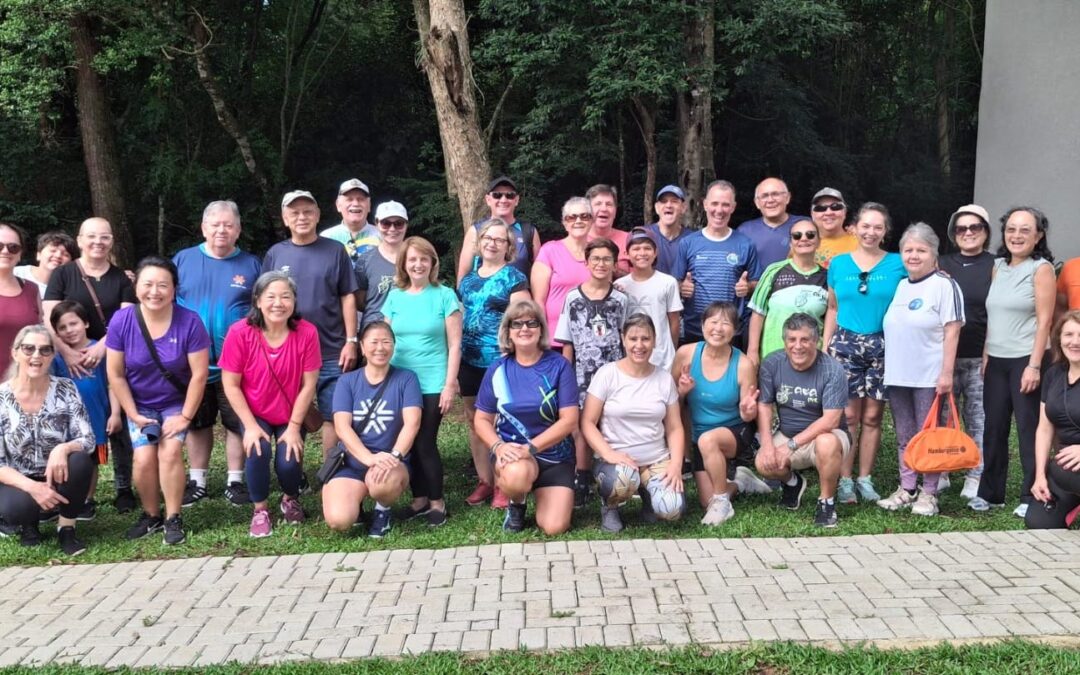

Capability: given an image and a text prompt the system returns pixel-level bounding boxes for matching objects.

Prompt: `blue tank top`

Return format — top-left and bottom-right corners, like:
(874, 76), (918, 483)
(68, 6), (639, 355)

(687, 342), (743, 441)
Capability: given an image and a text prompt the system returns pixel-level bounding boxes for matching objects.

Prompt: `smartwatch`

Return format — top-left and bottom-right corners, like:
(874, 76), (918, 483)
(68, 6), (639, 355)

(786, 438), (798, 452)
(390, 450), (404, 460)
(527, 442), (539, 455)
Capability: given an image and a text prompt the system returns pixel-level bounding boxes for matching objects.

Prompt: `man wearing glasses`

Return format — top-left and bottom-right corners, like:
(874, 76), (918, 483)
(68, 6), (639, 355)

(810, 187), (856, 268)
(356, 202), (411, 330)
(321, 178), (380, 265)
(738, 177), (807, 268)
(456, 176), (540, 282)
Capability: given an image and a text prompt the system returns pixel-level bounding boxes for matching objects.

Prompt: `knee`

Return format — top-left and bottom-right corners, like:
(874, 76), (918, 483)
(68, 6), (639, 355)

(814, 434), (842, 462)
(650, 487), (685, 522)
(536, 512), (571, 536)
(496, 461), (536, 493)
(322, 498), (359, 532)
(862, 408), (883, 427)
(698, 429), (733, 459)
(67, 451), (95, 476)
(595, 464), (639, 504)
(158, 443), (183, 466)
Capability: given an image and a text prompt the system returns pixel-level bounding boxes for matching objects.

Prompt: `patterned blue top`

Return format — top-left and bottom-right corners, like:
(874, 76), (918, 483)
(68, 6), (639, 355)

(458, 265), (529, 368)
(670, 229), (762, 336)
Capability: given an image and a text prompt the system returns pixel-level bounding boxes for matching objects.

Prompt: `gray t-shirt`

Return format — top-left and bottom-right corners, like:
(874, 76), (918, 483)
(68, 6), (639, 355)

(587, 361), (678, 466)
(355, 247), (398, 329)
(759, 350), (848, 438)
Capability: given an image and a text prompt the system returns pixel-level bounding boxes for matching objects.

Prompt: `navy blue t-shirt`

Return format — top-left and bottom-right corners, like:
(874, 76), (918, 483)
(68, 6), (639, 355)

(332, 367), (423, 454)
(671, 229), (762, 336)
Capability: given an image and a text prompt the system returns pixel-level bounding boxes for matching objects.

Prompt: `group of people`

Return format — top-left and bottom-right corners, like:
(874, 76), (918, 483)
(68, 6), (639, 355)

(1, 173), (1078, 557)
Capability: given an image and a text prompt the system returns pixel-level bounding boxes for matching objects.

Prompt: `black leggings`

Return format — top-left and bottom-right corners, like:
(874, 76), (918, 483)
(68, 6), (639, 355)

(979, 355), (1041, 504)
(409, 393), (444, 501)
(110, 412), (133, 490)
(1025, 461), (1080, 529)
(0, 451), (94, 525)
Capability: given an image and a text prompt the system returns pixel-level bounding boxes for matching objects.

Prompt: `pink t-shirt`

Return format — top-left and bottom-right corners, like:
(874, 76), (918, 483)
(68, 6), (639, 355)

(535, 240), (590, 346)
(589, 227), (631, 275)
(218, 319), (322, 425)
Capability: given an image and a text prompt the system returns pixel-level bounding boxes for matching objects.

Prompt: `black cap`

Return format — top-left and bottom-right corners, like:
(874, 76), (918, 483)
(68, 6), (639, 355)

(487, 175), (518, 193)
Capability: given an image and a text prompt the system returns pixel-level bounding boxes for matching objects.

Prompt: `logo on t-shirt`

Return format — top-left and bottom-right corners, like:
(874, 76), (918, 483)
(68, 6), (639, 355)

(908, 298), (924, 310)
(354, 398), (394, 434)
(231, 274), (248, 289)
(588, 312), (609, 338)
(726, 253), (739, 265)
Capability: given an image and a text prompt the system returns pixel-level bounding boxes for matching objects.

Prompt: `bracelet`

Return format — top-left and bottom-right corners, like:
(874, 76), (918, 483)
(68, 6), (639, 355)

(179, 413), (192, 422)
(490, 440), (504, 453)
(1026, 365), (1041, 371)
(289, 419), (303, 426)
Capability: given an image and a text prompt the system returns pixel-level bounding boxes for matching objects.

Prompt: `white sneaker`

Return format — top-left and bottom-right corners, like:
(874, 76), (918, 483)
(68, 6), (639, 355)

(732, 466), (772, 495)
(960, 476), (980, 500)
(877, 487), (916, 511)
(1013, 503), (1029, 519)
(701, 494), (735, 525)
(911, 491), (939, 517)
(968, 496), (1004, 512)
(937, 474), (951, 491)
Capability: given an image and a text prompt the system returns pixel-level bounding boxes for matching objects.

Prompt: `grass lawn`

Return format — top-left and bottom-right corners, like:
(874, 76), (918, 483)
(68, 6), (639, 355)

(0, 411), (1027, 567)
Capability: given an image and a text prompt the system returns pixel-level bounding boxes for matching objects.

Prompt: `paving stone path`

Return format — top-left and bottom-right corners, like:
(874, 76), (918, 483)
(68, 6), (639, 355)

(0, 529), (1078, 667)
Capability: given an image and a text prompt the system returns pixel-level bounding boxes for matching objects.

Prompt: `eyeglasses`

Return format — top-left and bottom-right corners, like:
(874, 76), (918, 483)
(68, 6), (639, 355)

(857, 271), (870, 295)
(954, 224), (986, 235)
(479, 235), (509, 246)
(588, 256), (615, 265)
(563, 213), (593, 223)
(0, 243), (23, 254)
(378, 220), (407, 230)
(791, 231), (817, 241)
(18, 344), (54, 356)
(812, 203), (845, 213)
(491, 191), (518, 200)
(756, 191), (788, 201)
(510, 319), (540, 330)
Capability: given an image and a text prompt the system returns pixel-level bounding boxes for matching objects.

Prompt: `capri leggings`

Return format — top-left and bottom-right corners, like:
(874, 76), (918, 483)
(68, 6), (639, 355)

(244, 418), (306, 503)
(409, 394), (444, 501)
(0, 451), (94, 525)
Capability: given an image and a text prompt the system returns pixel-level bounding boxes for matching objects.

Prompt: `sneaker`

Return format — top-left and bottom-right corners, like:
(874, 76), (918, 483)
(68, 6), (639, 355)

(57, 526), (86, 556)
(76, 500), (97, 522)
(224, 481), (251, 506)
(814, 500), (838, 528)
(491, 487), (509, 510)
(639, 490), (658, 524)
(968, 496), (1005, 512)
(855, 476), (881, 502)
(911, 491), (940, 517)
(733, 466), (773, 495)
(426, 508), (447, 527)
(960, 476), (981, 500)
(574, 471), (593, 509)
(280, 495), (305, 524)
(396, 503), (431, 520)
(465, 481), (494, 506)
(113, 488), (136, 514)
(502, 502), (527, 533)
(681, 458), (693, 480)
(701, 494), (735, 525)
(19, 524), (41, 547)
(162, 514), (186, 545)
(1065, 503), (1080, 528)
(249, 509), (272, 538)
(1013, 503), (1029, 519)
(836, 477), (857, 504)
(125, 512), (164, 540)
(297, 472), (312, 495)
(38, 509), (59, 523)
(368, 508), (393, 538)
(600, 504), (624, 533)
(937, 474), (951, 491)
(0, 519), (18, 538)
(181, 480), (208, 508)
(778, 473), (806, 511)
(877, 487), (916, 511)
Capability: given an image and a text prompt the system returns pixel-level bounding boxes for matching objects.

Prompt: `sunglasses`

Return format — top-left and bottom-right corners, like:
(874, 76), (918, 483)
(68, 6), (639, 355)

(954, 224), (986, 235)
(491, 191), (518, 200)
(510, 319), (540, 330)
(18, 344), (54, 356)
(812, 203), (845, 213)
(563, 213), (593, 223)
(378, 220), (407, 230)
(857, 271), (870, 295)
(791, 231), (817, 241)
(0, 242), (23, 254)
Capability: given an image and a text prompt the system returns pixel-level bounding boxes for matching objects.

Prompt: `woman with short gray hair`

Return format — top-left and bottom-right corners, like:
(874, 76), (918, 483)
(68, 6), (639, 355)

(531, 197), (594, 346)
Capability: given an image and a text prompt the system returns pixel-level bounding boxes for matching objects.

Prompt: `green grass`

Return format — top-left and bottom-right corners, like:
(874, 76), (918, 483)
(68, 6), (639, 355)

(0, 642), (1076, 674)
(0, 410), (1026, 567)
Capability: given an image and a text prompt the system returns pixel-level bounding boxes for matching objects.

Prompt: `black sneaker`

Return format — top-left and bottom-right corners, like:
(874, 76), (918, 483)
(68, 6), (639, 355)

(639, 487), (658, 524)
(0, 519), (18, 538)
(19, 524), (42, 547)
(426, 508), (448, 527)
(396, 503), (431, 521)
(77, 500), (97, 522)
(57, 526), (87, 556)
(38, 509), (59, 523)
(125, 512), (164, 540)
(114, 488), (136, 514)
(297, 472), (312, 495)
(368, 508), (392, 538)
(181, 480), (208, 508)
(502, 502), (526, 533)
(778, 472), (807, 511)
(163, 514), (186, 546)
(814, 499), (838, 528)
(224, 481), (250, 506)
(574, 470), (593, 509)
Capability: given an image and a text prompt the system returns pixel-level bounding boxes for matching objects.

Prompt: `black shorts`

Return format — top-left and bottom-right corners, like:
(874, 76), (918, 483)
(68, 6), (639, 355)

(534, 460), (575, 490)
(190, 380), (242, 434)
(690, 423), (756, 479)
(458, 362), (488, 398)
(329, 448), (412, 483)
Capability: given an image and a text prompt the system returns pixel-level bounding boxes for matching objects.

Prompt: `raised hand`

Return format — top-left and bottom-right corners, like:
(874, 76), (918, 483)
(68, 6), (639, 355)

(734, 271), (750, 298)
(739, 386), (759, 417)
(680, 272), (694, 299)
(676, 363), (695, 396)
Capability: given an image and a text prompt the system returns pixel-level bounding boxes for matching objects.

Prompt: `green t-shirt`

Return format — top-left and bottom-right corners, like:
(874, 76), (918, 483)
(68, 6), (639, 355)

(381, 284), (462, 393)
(748, 259), (828, 359)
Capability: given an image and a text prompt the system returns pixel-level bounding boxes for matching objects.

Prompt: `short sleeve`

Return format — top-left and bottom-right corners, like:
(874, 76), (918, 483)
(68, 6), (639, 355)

(535, 242), (554, 268)
(670, 239), (689, 281)
(821, 359), (849, 411)
(554, 354), (579, 408)
(117, 272), (137, 304)
(104, 309), (129, 351)
(184, 311), (212, 353)
(553, 295), (572, 343)
(334, 247), (359, 296)
(355, 254), (369, 291)
(664, 276), (683, 313)
(43, 265), (69, 302)
(658, 370), (678, 406)
(940, 276), (965, 325)
(474, 360), (500, 414)
(381, 290), (399, 323)
(331, 372), (356, 414)
(586, 361), (616, 400)
(217, 323), (245, 373)
(440, 285), (461, 318)
(746, 240), (763, 280)
(748, 262), (780, 315)
(510, 268), (529, 293)
(758, 354), (778, 404)
(1041, 366), (1056, 403)
(300, 323), (323, 371)
(398, 369), (423, 409)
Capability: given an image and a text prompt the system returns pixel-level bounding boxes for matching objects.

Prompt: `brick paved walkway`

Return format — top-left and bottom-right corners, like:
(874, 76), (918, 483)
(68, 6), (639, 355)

(0, 529), (1078, 667)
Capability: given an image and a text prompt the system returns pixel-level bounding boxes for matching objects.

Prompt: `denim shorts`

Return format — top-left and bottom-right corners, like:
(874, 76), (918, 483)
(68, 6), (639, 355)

(128, 405), (187, 450)
(316, 358), (343, 422)
(828, 327), (887, 400)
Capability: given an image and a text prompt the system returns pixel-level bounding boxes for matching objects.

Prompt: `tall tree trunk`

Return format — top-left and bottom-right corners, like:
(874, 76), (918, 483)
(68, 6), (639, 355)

(414, 0), (491, 231)
(631, 97), (657, 226)
(70, 13), (135, 266)
(935, 0), (954, 187)
(676, 0), (715, 230)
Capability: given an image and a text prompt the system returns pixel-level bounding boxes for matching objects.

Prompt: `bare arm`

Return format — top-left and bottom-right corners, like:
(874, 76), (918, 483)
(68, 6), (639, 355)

(1021, 264), (1056, 393)
(937, 321), (961, 394)
(530, 259), (552, 310)
(1032, 402), (1055, 502)
(737, 354), (759, 422)
(580, 393), (620, 463)
(439, 310), (463, 413)
(822, 288), (838, 348)
(746, 311), (765, 364)
(667, 311), (679, 354)
(456, 227), (479, 282)
(339, 294), (359, 371)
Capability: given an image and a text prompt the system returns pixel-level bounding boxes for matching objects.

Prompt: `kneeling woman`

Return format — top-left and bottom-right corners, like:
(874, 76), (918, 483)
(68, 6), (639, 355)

(219, 271), (322, 537)
(0, 326), (95, 555)
(582, 313), (686, 532)
(323, 321), (422, 538)
(473, 300), (578, 534)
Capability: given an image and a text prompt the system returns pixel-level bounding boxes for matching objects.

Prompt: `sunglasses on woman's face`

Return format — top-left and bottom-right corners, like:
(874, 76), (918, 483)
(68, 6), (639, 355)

(791, 231), (817, 241)
(0, 242), (23, 254)
(812, 203), (845, 213)
(18, 344), (54, 356)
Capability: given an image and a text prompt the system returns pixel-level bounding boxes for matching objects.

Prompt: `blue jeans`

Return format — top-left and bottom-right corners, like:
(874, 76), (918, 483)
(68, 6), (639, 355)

(244, 418), (306, 503)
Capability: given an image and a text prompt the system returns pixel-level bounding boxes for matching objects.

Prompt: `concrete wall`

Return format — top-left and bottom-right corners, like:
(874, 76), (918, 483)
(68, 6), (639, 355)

(974, 0), (1080, 259)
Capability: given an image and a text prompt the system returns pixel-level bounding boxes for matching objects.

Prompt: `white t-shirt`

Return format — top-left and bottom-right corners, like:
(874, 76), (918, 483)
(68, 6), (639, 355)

(587, 361), (679, 466)
(618, 271), (684, 371)
(882, 271), (965, 387)
(13, 266), (47, 299)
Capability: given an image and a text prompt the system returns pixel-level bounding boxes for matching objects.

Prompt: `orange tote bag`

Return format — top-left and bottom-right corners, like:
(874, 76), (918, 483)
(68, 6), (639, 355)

(903, 393), (980, 473)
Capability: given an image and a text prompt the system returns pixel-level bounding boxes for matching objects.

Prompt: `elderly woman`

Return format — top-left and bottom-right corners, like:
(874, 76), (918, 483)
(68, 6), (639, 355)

(458, 218), (531, 508)
(1027, 310), (1080, 530)
(380, 236), (462, 527)
(877, 223), (965, 516)
(14, 231), (78, 298)
(106, 257), (209, 546)
(323, 321), (421, 537)
(747, 219), (829, 363)
(823, 202), (906, 505)
(582, 313), (686, 532)
(0, 326), (94, 555)
(974, 207), (1056, 519)
(219, 271), (321, 537)
(473, 300), (578, 534)
(531, 197), (593, 345)
(939, 205), (995, 500)
(0, 224), (42, 379)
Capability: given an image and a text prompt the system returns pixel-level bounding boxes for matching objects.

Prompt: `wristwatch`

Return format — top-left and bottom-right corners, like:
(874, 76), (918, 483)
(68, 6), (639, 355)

(786, 438), (798, 452)
(346, 336), (358, 343)
(527, 442), (539, 455)
(390, 450), (404, 460)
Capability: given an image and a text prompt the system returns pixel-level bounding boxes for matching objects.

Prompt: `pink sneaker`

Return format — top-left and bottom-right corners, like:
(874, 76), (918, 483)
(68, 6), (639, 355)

(465, 481), (494, 506)
(249, 509), (272, 538)
(491, 486), (509, 510)
(280, 495), (305, 524)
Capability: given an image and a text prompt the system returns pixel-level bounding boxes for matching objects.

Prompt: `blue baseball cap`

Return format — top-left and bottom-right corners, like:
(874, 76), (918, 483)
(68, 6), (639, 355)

(656, 184), (685, 201)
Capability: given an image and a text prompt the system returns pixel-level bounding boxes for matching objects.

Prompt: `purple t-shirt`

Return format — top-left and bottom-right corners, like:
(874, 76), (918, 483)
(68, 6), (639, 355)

(106, 305), (211, 410)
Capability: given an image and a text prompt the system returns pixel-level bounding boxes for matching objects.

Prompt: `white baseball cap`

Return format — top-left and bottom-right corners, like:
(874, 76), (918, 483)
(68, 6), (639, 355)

(374, 201), (408, 222)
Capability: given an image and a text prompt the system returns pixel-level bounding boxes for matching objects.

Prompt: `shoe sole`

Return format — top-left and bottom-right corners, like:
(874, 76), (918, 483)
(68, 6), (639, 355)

(163, 536), (186, 546)
(180, 497), (206, 509)
(75, 515), (95, 522)
(781, 478), (807, 511)
(249, 531), (272, 538)
(815, 519), (838, 528)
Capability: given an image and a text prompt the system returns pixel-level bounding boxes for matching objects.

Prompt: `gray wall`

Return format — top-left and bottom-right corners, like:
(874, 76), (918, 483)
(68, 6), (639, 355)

(974, 0), (1080, 259)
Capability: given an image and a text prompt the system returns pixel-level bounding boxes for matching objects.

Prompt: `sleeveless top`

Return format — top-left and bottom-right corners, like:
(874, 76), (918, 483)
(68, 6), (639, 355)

(687, 342), (743, 442)
(985, 257), (1052, 358)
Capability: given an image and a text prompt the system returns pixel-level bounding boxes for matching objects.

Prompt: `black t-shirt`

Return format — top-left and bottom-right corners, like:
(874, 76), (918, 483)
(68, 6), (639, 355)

(1042, 363), (1080, 446)
(939, 251), (995, 358)
(44, 262), (137, 339)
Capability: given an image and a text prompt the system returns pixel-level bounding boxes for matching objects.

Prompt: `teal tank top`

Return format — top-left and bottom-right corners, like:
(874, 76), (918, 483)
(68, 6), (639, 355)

(687, 342), (743, 442)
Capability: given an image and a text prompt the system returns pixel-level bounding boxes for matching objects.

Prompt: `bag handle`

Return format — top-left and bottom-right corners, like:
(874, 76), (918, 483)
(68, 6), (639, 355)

(919, 392), (963, 432)
(135, 306), (187, 394)
(75, 261), (108, 327)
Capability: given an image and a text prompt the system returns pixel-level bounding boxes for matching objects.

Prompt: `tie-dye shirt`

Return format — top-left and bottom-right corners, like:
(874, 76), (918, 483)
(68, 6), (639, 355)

(458, 265), (529, 368)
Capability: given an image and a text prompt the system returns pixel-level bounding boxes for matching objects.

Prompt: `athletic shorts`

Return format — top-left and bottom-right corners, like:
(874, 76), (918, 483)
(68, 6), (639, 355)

(328, 448), (411, 483)
(828, 327), (887, 400)
(772, 429), (852, 471)
(533, 460), (575, 490)
(690, 423), (756, 479)
(190, 380), (242, 434)
(458, 362), (488, 398)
